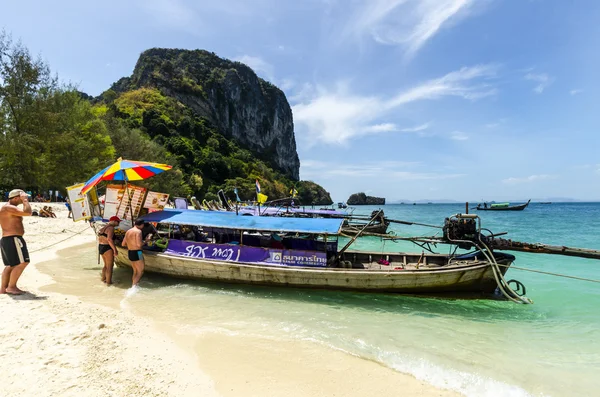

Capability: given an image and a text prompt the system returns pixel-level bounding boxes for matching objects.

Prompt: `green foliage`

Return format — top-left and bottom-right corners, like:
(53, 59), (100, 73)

(111, 88), (298, 201)
(0, 32), (114, 192)
(189, 174), (203, 191)
(91, 104), (108, 117)
(0, 35), (331, 204)
(204, 192), (218, 202)
(113, 88), (175, 127)
(102, 117), (190, 196)
(297, 181), (333, 206)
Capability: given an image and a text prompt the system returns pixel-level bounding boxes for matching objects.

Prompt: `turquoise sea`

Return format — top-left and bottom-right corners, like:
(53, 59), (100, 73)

(40, 203), (600, 396)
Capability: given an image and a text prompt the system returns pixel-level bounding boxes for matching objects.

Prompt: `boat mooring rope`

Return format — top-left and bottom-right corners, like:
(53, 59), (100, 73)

(29, 226), (92, 254)
(476, 239), (533, 304)
(494, 263), (600, 284)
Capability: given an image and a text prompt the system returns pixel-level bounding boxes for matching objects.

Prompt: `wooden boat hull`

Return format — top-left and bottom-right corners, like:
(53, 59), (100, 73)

(115, 248), (512, 294)
(476, 205), (527, 211)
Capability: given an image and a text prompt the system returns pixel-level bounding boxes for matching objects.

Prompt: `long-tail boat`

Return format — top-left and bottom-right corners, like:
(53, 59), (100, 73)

(112, 209), (516, 296)
(475, 199), (531, 211)
(105, 206), (600, 304)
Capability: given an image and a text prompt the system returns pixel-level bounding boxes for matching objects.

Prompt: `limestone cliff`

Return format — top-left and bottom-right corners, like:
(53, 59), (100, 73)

(110, 48), (300, 180)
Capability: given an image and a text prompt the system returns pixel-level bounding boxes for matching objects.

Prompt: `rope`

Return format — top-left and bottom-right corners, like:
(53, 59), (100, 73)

(496, 263), (600, 284)
(469, 234), (532, 304)
(29, 225), (92, 254)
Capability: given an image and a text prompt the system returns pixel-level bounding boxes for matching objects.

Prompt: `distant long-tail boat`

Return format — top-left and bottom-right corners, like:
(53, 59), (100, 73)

(475, 199), (531, 211)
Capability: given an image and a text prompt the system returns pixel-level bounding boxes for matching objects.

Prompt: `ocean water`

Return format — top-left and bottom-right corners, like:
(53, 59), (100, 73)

(38, 203), (600, 396)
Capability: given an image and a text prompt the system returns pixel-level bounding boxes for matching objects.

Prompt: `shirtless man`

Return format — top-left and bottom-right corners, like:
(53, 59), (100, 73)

(0, 189), (33, 295)
(122, 219), (146, 287)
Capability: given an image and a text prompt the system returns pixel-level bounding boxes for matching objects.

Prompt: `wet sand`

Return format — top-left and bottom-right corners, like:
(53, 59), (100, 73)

(2, 203), (460, 396)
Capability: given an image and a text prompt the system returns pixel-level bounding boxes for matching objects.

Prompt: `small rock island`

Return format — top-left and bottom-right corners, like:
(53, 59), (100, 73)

(347, 192), (386, 205)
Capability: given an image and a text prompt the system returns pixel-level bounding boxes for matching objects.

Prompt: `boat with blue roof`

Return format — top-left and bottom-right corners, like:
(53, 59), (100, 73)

(113, 209), (516, 295)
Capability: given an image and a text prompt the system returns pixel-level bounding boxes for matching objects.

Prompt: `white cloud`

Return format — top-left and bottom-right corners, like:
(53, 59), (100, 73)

(292, 64), (497, 145)
(363, 122), (431, 133)
(365, 123), (398, 133)
(570, 89), (583, 96)
(301, 159), (463, 180)
(524, 72), (554, 93)
(386, 65), (498, 108)
(450, 131), (468, 140)
(502, 174), (556, 184)
(343, 0), (481, 58)
(234, 55), (274, 80)
(401, 122), (431, 132)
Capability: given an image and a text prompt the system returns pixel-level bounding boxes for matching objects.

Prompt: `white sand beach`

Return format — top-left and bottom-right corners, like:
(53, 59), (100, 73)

(0, 203), (460, 397)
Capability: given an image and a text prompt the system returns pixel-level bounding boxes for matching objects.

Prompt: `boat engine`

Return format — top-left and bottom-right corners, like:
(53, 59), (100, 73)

(443, 215), (478, 249)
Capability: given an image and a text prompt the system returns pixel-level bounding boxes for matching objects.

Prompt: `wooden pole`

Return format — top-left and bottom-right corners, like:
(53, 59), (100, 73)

(124, 179), (135, 225)
(466, 202), (469, 214)
(338, 210), (383, 257)
(490, 240), (600, 260)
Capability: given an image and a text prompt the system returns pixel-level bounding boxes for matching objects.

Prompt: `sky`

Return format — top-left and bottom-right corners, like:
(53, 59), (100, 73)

(3, 0), (600, 202)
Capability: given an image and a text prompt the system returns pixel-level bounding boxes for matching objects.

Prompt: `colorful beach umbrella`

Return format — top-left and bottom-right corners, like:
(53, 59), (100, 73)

(80, 158), (172, 195)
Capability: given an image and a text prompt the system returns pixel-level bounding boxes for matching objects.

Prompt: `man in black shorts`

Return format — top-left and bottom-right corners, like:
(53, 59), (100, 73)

(0, 189), (33, 295)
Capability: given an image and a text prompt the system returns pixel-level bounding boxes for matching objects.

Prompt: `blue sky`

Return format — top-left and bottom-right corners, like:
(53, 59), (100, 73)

(3, 0), (600, 202)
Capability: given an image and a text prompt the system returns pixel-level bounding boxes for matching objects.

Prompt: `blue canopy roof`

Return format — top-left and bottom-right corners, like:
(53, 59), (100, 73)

(139, 209), (343, 234)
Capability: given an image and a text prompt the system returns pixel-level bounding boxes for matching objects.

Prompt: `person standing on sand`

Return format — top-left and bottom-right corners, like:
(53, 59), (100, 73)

(0, 189), (33, 295)
(98, 216), (121, 285)
(65, 198), (72, 219)
(122, 219), (145, 287)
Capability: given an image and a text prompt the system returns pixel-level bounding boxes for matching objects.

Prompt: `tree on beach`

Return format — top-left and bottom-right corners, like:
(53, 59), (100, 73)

(0, 31), (114, 193)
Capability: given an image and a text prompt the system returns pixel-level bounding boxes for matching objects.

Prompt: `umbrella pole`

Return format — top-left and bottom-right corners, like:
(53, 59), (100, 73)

(124, 179), (135, 224)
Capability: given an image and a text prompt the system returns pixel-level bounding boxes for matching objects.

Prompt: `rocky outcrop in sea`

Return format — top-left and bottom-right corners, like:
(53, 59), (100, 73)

(347, 193), (386, 205)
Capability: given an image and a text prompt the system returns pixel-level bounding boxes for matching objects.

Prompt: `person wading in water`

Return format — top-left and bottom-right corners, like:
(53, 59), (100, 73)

(123, 219), (146, 287)
(98, 216), (121, 285)
(0, 189), (33, 295)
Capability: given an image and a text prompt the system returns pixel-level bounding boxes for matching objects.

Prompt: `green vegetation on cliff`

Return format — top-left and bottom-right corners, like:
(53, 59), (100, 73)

(0, 33), (332, 204)
(103, 86), (297, 201)
(296, 181), (333, 206)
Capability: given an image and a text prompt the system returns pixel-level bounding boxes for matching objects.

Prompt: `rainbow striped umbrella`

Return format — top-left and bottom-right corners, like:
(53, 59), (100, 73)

(80, 158), (172, 195)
